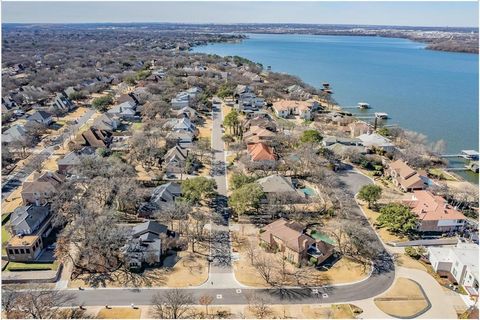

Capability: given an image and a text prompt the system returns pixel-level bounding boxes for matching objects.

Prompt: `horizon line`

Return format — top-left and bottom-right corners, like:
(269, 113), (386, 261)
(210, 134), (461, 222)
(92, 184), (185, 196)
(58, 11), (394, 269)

(2, 21), (478, 29)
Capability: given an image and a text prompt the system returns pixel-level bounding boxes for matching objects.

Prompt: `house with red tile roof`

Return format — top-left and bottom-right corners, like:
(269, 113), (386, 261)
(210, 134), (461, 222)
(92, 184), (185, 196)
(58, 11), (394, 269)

(247, 142), (276, 161)
(388, 160), (427, 192)
(259, 218), (334, 266)
(404, 191), (467, 233)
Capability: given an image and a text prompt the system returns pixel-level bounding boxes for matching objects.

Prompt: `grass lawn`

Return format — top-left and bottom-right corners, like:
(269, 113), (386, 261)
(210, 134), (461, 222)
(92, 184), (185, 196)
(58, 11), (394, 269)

(374, 277), (429, 318)
(96, 307), (141, 319)
(6, 261), (59, 272)
(429, 168), (457, 181)
(130, 122), (143, 131)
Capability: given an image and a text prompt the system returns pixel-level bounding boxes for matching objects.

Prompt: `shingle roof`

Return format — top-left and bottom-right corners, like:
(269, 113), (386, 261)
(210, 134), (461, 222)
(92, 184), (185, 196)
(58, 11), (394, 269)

(256, 175), (296, 193)
(10, 205), (50, 235)
(132, 221), (169, 237)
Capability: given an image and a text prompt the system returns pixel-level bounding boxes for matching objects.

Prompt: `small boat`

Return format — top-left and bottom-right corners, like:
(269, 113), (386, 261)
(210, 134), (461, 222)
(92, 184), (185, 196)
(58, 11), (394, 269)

(358, 102), (370, 109)
(375, 112), (389, 119)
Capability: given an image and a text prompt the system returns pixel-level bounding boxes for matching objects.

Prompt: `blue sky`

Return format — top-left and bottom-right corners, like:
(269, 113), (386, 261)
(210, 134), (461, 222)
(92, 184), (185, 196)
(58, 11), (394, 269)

(2, 1), (478, 27)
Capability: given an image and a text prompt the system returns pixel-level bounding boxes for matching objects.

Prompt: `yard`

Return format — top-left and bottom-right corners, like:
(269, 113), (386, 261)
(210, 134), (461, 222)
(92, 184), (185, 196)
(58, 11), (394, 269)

(231, 224), (370, 287)
(358, 203), (406, 244)
(197, 117), (212, 140)
(5, 261), (59, 272)
(68, 249), (209, 288)
(374, 277), (429, 318)
(96, 307), (141, 319)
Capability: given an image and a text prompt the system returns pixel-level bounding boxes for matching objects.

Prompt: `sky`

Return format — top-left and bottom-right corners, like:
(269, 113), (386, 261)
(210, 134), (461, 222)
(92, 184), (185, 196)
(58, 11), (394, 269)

(1, 1), (479, 28)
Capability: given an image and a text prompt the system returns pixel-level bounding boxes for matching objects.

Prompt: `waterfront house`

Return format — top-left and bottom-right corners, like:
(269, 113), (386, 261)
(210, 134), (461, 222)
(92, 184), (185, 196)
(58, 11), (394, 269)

(428, 241), (478, 296)
(259, 218), (334, 266)
(272, 100), (319, 120)
(403, 190), (467, 233)
(388, 160), (427, 192)
(349, 121), (373, 138)
(357, 132), (395, 153)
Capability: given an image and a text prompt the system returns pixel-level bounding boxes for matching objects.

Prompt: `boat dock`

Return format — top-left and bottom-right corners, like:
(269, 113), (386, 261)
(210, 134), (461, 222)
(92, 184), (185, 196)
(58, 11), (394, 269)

(440, 150), (479, 160)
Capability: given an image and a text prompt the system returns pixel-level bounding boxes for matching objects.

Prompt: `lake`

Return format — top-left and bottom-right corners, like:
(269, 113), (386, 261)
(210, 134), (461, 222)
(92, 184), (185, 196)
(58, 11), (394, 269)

(193, 33), (479, 183)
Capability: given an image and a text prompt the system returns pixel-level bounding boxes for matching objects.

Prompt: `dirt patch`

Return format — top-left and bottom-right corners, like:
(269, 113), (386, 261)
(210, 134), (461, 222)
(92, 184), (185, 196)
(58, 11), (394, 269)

(359, 203), (406, 243)
(395, 254), (427, 271)
(198, 117), (212, 140)
(96, 307), (141, 319)
(374, 277), (429, 318)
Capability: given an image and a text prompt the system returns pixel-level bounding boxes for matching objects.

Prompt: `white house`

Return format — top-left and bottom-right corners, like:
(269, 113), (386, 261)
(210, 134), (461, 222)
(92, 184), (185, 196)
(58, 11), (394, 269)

(357, 132), (396, 153)
(428, 241), (479, 296)
(272, 100), (319, 120)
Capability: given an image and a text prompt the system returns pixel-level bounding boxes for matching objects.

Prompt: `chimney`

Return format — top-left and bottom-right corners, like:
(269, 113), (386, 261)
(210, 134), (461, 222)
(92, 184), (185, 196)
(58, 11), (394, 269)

(35, 198), (40, 206)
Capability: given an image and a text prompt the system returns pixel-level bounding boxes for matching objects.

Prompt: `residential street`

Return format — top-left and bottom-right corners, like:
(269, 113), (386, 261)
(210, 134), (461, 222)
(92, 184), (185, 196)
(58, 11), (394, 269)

(1, 109), (96, 198)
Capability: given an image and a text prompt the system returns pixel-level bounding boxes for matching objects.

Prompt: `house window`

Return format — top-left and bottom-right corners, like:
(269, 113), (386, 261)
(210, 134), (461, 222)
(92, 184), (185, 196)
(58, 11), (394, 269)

(25, 249), (30, 254)
(14, 249), (19, 254)
(20, 249), (25, 254)
(8, 249), (14, 255)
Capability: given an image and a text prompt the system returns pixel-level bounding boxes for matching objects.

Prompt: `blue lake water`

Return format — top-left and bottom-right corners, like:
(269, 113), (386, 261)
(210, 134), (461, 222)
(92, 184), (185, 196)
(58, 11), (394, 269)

(193, 33), (479, 183)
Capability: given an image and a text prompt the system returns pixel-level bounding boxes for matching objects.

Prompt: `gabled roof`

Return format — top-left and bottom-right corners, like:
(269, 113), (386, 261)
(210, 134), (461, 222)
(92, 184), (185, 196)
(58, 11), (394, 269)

(92, 114), (117, 132)
(164, 145), (188, 162)
(79, 128), (111, 148)
(272, 100), (316, 112)
(22, 171), (64, 195)
(247, 142), (275, 161)
(28, 110), (52, 122)
(10, 205), (50, 235)
(57, 147), (95, 166)
(151, 182), (182, 204)
(132, 221), (169, 238)
(256, 175), (296, 193)
(2, 125), (26, 143)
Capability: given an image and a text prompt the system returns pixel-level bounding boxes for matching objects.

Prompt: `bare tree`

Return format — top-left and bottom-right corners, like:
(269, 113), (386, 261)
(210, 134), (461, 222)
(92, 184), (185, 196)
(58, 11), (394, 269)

(199, 294), (214, 316)
(246, 294), (272, 319)
(2, 287), (76, 319)
(151, 289), (194, 319)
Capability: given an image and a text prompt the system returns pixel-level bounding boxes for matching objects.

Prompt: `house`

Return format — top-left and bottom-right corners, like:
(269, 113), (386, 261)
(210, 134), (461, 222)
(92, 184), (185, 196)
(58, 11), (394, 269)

(163, 145), (189, 174)
(2, 96), (18, 110)
(349, 121), (372, 138)
(234, 85), (264, 113)
(256, 175), (304, 202)
(92, 113), (118, 132)
(151, 182), (182, 205)
(272, 100), (319, 120)
(9, 204), (52, 237)
(285, 85), (312, 100)
(166, 131), (194, 148)
(357, 133), (396, 153)
(243, 71), (262, 82)
(243, 113), (277, 132)
(322, 136), (362, 147)
(403, 191), (467, 233)
(52, 93), (75, 112)
(57, 147), (95, 174)
(164, 117), (197, 135)
(329, 112), (354, 127)
(117, 93), (139, 106)
(123, 221), (178, 271)
(388, 160), (427, 192)
(2, 125), (27, 144)
(243, 126), (276, 145)
(247, 142), (276, 161)
(21, 171), (65, 205)
(428, 241), (479, 296)
(326, 143), (366, 159)
(108, 101), (137, 120)
(27, 110), (53, 126)
(77, 127), (112, 148)
(259, 218), (334, 266)
(5, 235), (44, 263)
(62, 86), (77, 98)
(171, 87), (202, 109)
(172, 106), (197, 120)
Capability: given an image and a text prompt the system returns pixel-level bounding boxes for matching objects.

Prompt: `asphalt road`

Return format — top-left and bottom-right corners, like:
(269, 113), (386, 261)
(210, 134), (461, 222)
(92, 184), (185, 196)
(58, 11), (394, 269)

(1, 109), (95, 198)
(10, 110), (396, 307)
